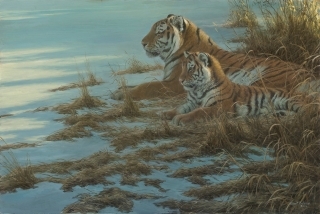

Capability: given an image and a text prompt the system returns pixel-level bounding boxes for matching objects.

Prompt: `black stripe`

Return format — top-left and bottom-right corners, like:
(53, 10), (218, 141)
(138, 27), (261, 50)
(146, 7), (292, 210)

(164, 44), (195, 70)
(158, 40), (168, 45)
(171, 32), (174, 44)
(224, 60), (240, 73)
(260, 92), (265, 108)
(208, 36), (213, 46)
(239, 58), (255, 70)
(218, 52), (229, 60)
(199, 81), (224, 99)
(220, 52), (236, 61)
(263, 69), (291, 81)
(196, 28), (200, 44)
(285, 100), (289, 111)
(254, 88), (260, 115)
(164, 53), (183, 70)
(246, 87), (253, 115)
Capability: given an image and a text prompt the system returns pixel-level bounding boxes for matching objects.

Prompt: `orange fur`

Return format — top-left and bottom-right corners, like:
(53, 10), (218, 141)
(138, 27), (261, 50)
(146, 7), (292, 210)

(162, 52), (314, 125)
(111, 14), (316, 101)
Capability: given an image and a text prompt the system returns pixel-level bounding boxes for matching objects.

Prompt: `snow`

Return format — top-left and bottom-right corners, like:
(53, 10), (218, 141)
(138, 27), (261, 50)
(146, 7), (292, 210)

(0, 0), (259, 213)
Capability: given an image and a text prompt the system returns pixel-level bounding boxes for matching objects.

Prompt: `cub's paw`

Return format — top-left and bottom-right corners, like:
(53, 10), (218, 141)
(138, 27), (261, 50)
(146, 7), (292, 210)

(172, 114), (192, 126)
(161, 109), (178, 120)
(110, 89), (125, 100)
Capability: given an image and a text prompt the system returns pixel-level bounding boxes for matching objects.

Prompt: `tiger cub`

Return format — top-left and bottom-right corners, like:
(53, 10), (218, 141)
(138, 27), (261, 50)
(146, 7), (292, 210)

(162, 51), (309, 125)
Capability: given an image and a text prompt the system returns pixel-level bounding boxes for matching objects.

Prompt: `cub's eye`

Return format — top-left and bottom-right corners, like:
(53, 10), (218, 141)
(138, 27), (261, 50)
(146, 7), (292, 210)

(188, 63), (195, 72)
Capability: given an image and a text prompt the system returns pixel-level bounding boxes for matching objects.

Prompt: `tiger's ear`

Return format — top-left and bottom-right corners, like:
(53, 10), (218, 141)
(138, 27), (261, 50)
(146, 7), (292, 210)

(168, 15), (185, 32)
(198, 52), (211, 67)
(184, 51), (190, 58)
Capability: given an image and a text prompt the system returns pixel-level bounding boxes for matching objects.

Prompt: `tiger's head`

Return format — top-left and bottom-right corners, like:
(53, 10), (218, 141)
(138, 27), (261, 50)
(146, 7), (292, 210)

(180, 51), (223, 90)
(141, 14), (187, 60)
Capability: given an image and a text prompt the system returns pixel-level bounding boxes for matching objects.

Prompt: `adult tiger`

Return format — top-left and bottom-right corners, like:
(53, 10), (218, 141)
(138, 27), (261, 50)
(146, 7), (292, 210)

(162, 51), (315, 125)
(111, 14), (317, 100)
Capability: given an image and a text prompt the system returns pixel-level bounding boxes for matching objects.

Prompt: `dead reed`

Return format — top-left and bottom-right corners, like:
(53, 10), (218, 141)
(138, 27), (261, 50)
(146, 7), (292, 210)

(110, 121), (180, 152)
(232, 0), (320, 71)
(53, 72), (105, 114)
(0, 151), (37, 192)
(227, 0), (258, 28)
(114, 56), (162, 75)
(118, 77), (140, 117)
(62, 187), (159, 213)
(0, 142), (38, 152)
(50, 61), (103, 92)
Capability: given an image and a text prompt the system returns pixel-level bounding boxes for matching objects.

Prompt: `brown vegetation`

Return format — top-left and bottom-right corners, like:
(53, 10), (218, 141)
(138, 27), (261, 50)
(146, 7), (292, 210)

(62, 187), (160, 213)
(50, 61), (103, 92)
(0, 142), (38, 152)
(52, 71), (105, 114)
(0, 151), (37, 192)
(230, 0), (320, 72)
(227, 0), (258, 28)
(114, 56), (162, 75)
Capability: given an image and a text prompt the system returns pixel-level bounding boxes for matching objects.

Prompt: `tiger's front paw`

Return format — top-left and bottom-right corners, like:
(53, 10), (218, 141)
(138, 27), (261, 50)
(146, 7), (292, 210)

(172, 114), (192, 126)
(161, 109), (178, 120)
(110, 89), (125, 100)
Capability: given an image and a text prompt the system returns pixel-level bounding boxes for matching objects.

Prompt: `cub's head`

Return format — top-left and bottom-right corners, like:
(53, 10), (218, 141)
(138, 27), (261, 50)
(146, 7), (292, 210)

(180, 51), (212, 90)
(141, 14), (187, 60)
(180, 51), (224, 90)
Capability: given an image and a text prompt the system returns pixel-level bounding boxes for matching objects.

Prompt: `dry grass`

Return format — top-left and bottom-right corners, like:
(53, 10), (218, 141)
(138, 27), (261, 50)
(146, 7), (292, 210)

(0, 142), (38, 152)
(33, 150), (119, 175)
(33, 149), (154, 192)
(118, 77), (140, 116)
(62, 187), (160, 213)
(46, 121), (93, 141)
(166, 103), (320, 213)
(5, 99), (320, 212)
(53, 72), (105, 114)
(50, 61), (103, 92)
(226, 0), (258, 28)
(170, 161), (233, 178)
(198, 114), (271, 157)
(0, 114), (14, 118)
(61, 159), (153, 191)
(0, 151), (37, 192)
(233, 0), (320, 71)
(156, 200), (230, 213)
(114, 56), (163, 75)
(109, 121), (180, 152)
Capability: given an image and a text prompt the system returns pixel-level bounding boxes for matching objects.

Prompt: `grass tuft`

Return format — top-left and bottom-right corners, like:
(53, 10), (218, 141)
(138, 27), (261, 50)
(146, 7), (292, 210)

(233, 0), (320, 71)
(53, 72), (105, 114)
(119, 77), (140, 117)
(227, 0), (258, 28)
(0, 150), (37, 192)
(63, 187), (159, 213)
(114, 56), (163, 75)
(50, 60), (103, 92)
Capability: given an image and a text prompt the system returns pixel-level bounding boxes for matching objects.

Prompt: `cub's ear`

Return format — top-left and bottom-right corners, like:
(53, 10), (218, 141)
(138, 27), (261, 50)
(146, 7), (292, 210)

(184, 51), (190, 58)
(198, 52), (211, 67)
(168, 15), (185, 32)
